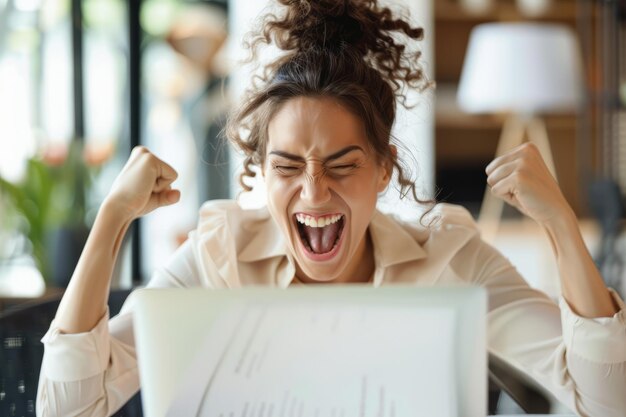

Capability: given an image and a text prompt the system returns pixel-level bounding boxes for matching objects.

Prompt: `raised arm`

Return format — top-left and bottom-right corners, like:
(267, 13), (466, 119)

(54, 146), (180, 333)
(485, 142), (617, 318)
(484, 142), (625, 416)
(37, 146), (181, 417)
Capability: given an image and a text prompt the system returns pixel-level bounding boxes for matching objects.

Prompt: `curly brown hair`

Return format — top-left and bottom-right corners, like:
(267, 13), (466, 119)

(225, 0), (434, 204)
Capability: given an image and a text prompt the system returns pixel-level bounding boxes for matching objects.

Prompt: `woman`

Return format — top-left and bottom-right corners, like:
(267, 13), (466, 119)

(37, 1), (625, 416)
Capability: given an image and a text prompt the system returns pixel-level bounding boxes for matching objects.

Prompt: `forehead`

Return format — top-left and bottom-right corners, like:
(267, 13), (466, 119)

(267, 96), (369, 156)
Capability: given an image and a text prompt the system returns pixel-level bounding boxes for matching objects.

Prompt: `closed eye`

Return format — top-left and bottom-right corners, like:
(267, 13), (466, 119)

(273, 165), (302, 176)
(328, 163), (359, 173)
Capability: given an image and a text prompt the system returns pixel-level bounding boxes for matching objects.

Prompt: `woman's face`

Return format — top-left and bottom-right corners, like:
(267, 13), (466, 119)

(264, 96), (391, 282)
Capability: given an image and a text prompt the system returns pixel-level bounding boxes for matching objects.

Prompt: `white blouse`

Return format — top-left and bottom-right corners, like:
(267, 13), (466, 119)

(36, 200), (626, 417)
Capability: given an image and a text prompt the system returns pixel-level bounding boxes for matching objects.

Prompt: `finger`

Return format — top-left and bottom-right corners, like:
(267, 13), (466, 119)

(126, 146), (150, 166)
(164, 189), (180, 204)
(156, 159), (178, 182)
(485, 143), (534, 175)
(131, 148), (178, 181)
(154, 178), (174, 193)
(490, 174), (519, 206)
(145, 189), (181, 213)
(486, 160), (518, 187)
(486, 151), (519, 176)
(495, 189), (517, 207)
(131, 145), (149, 156)
(117, 146), (154, 179)
(146, 156), (178, 192)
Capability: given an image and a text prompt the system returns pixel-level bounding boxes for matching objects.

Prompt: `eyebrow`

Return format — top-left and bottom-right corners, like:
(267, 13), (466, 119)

(268, 145), (365, 163)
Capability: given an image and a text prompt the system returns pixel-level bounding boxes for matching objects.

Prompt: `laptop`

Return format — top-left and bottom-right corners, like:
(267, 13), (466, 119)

(133, 286), (487, 417)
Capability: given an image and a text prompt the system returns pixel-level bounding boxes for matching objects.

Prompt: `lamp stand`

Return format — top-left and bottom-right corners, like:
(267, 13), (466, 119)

(478, 114), (558, 242)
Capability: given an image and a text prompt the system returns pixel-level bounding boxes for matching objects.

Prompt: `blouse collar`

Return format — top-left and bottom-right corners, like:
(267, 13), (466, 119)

(237, 206), (428, 288)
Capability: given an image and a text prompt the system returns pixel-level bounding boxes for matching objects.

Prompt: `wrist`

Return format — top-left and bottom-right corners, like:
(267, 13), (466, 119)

(539, 204), (582, 261)
(100, 198), (135, 227)
(540, 203), (578, 236)
(96, 199), (135, 258)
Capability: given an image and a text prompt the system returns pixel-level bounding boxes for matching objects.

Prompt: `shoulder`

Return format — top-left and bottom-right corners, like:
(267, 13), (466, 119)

(370, 203), (480, 272)
(382, 203), (480, 244)
(421, 203), (480, 232)
(372, 203), (503, 285)
(378, 204), (517, 286)
(417, 204), (516, 284)
(195, 199), (284, 262)
(399, 203), (490, 262)
(192, 200), (288, 287)
(196, 199), (271, 237)
(419, 203), (486, 260)
(197, 199), (254, 224)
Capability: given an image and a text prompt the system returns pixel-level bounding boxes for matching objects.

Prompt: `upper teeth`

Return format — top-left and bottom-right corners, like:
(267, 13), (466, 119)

(296, 214), (342, 228)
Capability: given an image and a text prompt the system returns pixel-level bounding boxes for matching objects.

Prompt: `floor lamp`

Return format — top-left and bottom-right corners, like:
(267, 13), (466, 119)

(457, 23), (583, 241)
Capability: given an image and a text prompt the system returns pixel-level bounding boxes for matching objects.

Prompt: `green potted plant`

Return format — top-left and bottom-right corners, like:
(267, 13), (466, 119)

(0, 141), (113, 287)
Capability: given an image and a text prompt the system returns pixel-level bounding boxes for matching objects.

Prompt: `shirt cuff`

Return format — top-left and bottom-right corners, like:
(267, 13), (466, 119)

(40, 308), (111, 382)
(560, 289), (626, 364)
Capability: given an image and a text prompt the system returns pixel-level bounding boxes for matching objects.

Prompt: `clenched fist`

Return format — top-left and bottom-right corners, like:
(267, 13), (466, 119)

(485, 142), (573, 226)
(104, 146), (181, 221)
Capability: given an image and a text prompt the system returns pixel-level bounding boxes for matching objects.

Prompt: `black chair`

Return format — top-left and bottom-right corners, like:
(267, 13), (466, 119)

(488, 352), (552, 414)
(0, 289), (143, 417)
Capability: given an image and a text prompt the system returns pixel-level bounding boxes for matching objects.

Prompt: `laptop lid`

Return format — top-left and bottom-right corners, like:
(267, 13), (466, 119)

(133, 286), (486, 417)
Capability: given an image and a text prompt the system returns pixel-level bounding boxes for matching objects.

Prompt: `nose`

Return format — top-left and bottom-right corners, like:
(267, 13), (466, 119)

(300, 170), (331, 207)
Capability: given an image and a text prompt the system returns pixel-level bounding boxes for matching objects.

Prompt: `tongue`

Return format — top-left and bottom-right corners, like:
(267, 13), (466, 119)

(304, 221), (341, 254)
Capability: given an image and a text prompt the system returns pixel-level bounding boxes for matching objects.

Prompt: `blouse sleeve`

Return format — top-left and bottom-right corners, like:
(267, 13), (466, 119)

(36, 237), (203, 417)
(466, 234), (626, 417)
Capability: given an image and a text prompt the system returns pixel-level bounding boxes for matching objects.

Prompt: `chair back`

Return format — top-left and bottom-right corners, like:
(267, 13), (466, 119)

(0, 289), (143, 417)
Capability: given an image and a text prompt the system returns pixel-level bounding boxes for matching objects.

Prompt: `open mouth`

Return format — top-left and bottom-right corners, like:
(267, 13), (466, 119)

(294, 213), (346, 256)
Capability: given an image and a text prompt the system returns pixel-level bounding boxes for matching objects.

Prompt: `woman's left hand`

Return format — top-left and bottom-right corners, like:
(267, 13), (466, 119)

(485, 142), (574, 226)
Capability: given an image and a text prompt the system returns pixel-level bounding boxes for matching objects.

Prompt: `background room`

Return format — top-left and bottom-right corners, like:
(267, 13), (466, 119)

(0, 0), (625, 415)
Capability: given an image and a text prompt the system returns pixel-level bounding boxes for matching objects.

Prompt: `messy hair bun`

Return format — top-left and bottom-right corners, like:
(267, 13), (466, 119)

(249, 0), (430, 99)
(226, 0), (433, 205)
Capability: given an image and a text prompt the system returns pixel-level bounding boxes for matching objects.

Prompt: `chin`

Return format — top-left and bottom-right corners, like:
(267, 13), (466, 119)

(296, 261), (347, 283)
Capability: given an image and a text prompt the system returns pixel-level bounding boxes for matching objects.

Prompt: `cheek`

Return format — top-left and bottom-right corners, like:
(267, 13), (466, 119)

(265, 174), (298, 217)
(340, 169), (382, 198)
(266, 173), (298, 194)
(335, 174), (380, 217)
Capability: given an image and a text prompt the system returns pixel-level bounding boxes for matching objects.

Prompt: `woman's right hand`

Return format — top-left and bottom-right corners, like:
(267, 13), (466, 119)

(104, 146), (181, 221)
(53, 146), (179, 335)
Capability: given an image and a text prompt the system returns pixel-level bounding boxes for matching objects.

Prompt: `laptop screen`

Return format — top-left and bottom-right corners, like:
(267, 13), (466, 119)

(133, 286), (486, 417)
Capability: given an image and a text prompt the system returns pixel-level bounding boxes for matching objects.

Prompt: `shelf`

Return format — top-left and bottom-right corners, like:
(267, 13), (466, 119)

(435, 83), (504, 128)
(434, 83), (578, 130)
(436, 1), (579, 23)
(433, 0), (588, 216)
(434, 1), (580, 82)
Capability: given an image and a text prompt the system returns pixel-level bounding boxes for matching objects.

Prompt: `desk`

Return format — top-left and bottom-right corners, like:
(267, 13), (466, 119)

(0, 287), (64, 314)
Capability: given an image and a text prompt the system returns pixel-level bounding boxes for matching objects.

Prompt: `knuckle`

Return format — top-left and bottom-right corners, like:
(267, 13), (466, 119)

(516, 164), (527, 175)
(132, 145), (148, 154)
(138, 151), (156, 165)
(522, 142), (538, 154)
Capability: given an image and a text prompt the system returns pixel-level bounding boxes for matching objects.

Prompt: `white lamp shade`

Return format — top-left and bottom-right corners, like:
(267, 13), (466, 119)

(457, 23), (583, 114)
